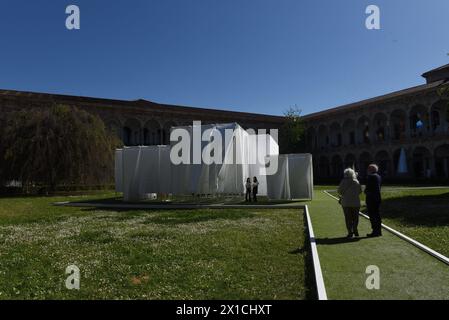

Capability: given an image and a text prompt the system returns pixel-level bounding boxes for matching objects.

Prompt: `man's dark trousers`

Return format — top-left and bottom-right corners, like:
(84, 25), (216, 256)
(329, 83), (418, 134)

(366, 197), (382, 235)
(365, 172), (382, 236)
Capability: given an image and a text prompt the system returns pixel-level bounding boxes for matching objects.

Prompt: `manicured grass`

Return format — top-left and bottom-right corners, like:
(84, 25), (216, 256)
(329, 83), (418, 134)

(309, 189), (449, 300)
(0, 194), (308, 300)
(371, 187), (449, 258)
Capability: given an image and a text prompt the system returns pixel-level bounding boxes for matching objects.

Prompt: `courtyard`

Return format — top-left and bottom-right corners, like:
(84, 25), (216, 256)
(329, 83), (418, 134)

(0, 186), (448, 300)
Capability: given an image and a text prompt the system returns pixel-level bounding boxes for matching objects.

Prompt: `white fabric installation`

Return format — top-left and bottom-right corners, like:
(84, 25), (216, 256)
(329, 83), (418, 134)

(169, 123), (249, 195)
(266, 154), (314, 200)
(115, 146), (171, 201)
(114, 123), (314, 201)
(115, 149), (123, 193)
(247, 134), (279, 196)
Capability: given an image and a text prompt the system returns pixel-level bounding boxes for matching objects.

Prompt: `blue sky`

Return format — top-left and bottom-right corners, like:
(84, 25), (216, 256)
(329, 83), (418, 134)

(0, 1), (448, 116)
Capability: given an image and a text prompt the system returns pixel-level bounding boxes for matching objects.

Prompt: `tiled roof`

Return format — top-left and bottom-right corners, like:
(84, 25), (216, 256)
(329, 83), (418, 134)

(302, 80), (446, 121)
(422, 63), (449, 77)
(0, 89), (285, 123)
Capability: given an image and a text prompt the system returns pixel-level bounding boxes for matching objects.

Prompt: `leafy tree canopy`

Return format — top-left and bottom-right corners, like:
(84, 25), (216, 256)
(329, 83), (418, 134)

(279, 106), (305, 154)
(0, 104), (120, 191)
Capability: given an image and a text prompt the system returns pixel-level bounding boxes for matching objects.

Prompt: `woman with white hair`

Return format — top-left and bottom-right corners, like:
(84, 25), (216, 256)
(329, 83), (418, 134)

(337, 168), (362, 238)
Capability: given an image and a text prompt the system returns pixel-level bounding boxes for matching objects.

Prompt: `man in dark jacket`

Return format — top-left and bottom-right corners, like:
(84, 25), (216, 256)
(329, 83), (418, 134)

(365, 164), (382, 237)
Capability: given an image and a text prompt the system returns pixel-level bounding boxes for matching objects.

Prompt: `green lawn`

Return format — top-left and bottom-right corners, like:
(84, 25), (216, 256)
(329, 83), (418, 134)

(0, 194), (309, 300)
(2, 186), (449, 300)
(311, 187), (449, 300)
(374, 188), (449, 258)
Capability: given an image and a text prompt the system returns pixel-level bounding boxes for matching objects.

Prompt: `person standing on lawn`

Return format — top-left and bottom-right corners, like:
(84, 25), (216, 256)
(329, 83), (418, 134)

(365, 164), (383, 237)
(338, 168), (362, 238)
(252, 177), (259, 202)
(245, 178), (252, 202)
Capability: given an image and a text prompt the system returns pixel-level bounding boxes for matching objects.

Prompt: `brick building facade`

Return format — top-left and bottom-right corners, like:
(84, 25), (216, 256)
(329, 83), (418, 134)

(303, 64), (449, 181)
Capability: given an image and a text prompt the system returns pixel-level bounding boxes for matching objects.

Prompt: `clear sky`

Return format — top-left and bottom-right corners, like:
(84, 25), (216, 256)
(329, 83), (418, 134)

(0, 0), (448, 116)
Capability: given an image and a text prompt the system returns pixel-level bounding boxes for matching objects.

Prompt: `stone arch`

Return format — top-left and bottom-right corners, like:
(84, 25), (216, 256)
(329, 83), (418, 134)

(374, 150), (391, 177)
(123, 118), (141, 146)
(344, 153), (357, 171)
(430, 100), (449, 134)
(412, 146), (432, 178)
(390, 109), (407, 141)
(143, 119), (162, 146)
(392, 148), (410, 177)
(373, 113), (388, 142)
(359, 151), (372, 178)
(329, 122), (342, 148)
(318, 156), (330, 178)
(409, 104), (429, 137)
(162, 121), (178, 145)
(330, 155), (343, 178)
(318, 125), (329, 150)
(356, 116), (371, 145)
(342, 119), (356, 146)
(434, 144), (449, 179)
(306, 127), (317, 151)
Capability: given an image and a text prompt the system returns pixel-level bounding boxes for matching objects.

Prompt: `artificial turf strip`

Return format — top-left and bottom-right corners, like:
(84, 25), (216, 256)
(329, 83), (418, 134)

(306, 191), (449, 300)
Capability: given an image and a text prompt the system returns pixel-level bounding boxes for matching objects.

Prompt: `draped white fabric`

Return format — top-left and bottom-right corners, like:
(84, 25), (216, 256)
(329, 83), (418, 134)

(266, 154), (314, 200)
(115, 149), (123, 193)
(114, 123), (313, 201)
(169, 123), (249, 195)
(115, 146), (171, 201)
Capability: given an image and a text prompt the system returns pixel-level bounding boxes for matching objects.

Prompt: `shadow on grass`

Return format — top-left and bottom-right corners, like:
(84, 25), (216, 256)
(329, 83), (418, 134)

(315, 237), (363, 245)
(362, 192), (449, 227)
(289, 247), (308, 255)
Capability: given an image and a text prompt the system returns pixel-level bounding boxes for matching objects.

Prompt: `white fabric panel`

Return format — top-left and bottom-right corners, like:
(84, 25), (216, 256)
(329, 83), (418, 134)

(170, 163), (190, 195)
(170, 122), (249, 195)
(122, 147), (143, 201)
(266, 156), (290, 200)
(246, 134), (280, 196)
(137, 147), (157, 194)
(120, 146), (174, 201)
(158, 146), (172, 194)
(287, 154), (314, 199)
(266, 154), (314, 200)
(114, 149), (123, 193)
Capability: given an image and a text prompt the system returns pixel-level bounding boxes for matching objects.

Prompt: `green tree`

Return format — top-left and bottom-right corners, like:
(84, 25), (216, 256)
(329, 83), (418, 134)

(0, 104), (121, 192)
(279, 106), (305, 154)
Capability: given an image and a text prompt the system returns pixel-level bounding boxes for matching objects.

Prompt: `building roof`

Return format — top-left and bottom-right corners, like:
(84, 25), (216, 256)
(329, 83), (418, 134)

(0, 89), (285, 123)
(422, 63), (449, 84)
(302, 79), (446, 121)
(422, 63), (449, 77)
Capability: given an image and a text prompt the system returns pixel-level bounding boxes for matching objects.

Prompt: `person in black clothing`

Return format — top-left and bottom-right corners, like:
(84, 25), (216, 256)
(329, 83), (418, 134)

(245, 178), (252, 202)
(252, 177), (259, 203)
(365, 164), (382, 237)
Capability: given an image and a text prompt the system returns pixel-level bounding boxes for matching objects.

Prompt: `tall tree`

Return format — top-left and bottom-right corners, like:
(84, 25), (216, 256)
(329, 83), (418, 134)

(279, 106), (305, 154)
(0, 104), (121, 192)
